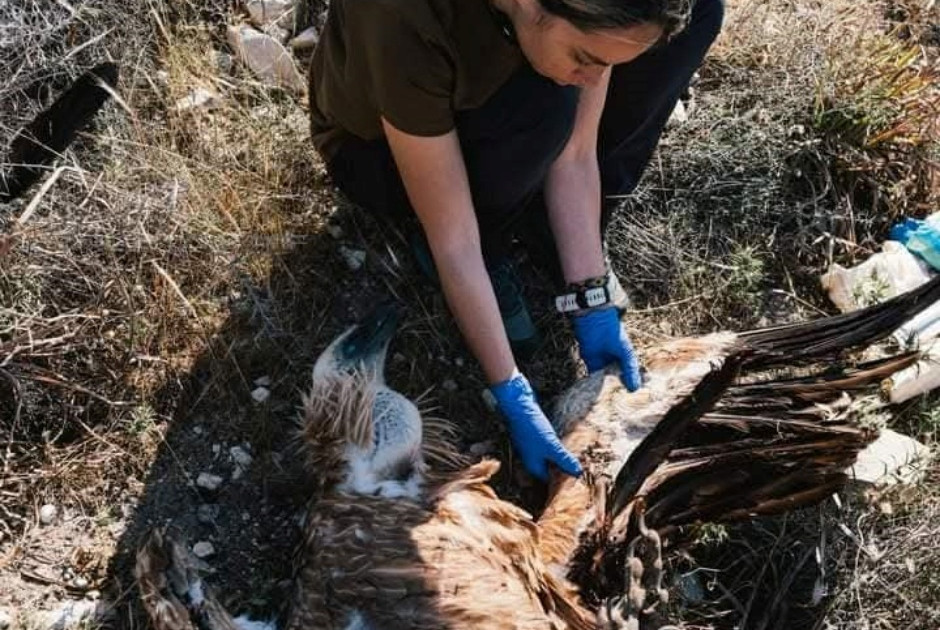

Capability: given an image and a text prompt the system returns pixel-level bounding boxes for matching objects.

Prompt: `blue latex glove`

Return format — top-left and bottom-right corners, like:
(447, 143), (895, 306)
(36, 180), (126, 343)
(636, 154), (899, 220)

(571, 306), (642, 391)
(489, 372), (582, 481)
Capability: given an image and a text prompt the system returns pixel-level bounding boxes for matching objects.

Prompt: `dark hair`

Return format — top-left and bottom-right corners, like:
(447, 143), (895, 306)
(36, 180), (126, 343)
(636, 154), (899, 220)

(538, 0), (691, 37)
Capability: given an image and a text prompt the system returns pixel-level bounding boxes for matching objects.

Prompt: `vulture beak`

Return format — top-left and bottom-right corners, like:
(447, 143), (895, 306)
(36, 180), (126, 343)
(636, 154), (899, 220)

(339, 302), (400, 368)
(314, 303), (401, 382)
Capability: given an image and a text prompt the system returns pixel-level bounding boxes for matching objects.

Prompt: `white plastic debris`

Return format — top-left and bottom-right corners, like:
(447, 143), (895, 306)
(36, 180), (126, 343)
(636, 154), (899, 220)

(887, 343), (940, 404)
(192, 541), (216, 558)
(850, 428), (932, 485)
(196, 472), (224, 492)
(290, 26), (319, 50)
(820, 240), (932, 314)
(226, 24), (306, 93)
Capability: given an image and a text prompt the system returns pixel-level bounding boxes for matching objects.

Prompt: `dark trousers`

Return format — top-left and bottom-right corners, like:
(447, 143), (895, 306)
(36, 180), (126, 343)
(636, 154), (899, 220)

(326, 0), (724, 266)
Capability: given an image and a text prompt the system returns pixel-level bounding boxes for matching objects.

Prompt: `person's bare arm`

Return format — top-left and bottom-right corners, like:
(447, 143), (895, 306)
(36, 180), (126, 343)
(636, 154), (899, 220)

(381, 119), (514, 384)
(543, 70), (611, 284)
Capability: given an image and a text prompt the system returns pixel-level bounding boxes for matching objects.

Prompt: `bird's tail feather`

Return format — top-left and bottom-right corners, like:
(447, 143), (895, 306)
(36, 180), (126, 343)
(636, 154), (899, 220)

(618, 352), (910, 536)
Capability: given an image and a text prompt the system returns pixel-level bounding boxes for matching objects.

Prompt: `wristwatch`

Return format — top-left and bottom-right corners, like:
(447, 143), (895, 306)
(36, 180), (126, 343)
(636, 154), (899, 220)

(555, 273), (615, 314)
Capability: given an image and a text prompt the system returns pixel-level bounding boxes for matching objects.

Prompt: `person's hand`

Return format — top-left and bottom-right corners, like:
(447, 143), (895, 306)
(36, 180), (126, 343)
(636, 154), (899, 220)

(489, 372), (582, 481)
(571, 306), (642, 391)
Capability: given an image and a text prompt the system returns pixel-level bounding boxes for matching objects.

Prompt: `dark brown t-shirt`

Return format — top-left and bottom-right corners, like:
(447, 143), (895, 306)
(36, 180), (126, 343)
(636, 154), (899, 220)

(308, 0), (524, 159)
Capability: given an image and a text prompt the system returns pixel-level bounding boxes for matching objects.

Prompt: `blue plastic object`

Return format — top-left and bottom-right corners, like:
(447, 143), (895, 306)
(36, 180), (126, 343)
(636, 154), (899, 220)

(890, 215), (940, 271)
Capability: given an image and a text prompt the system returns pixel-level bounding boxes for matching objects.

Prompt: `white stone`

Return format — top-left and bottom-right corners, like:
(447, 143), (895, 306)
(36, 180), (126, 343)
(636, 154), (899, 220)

(667, 99), (688, 126)
(0, 609), (11, 630)
(262, 23), (290, 44)
(290, 26), (319, 50)
(72, 576), (89, 589)
(850, 429), (932, 485)
(192, 541), (215, 558)
(196, 472), (224, 492)
(230, 446), (253, 468)
(226, 24), (306, 94)
(339, 246), (366, 271)
(44, 600), (100, 630)
(251, 386), (271, 403)
(39, 504), (57, 525)
(245, 0), (294, 27)
(254, 375), (271, 387)
(174, 87), (221, 112)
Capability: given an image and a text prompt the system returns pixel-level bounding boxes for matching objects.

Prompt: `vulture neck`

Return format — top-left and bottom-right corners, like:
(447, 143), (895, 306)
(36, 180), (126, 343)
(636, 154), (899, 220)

(537, 422), (605, 569)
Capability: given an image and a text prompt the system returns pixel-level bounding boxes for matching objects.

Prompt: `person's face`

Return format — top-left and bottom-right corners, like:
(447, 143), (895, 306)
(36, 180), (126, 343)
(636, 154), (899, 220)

(513, 5), (664, 87)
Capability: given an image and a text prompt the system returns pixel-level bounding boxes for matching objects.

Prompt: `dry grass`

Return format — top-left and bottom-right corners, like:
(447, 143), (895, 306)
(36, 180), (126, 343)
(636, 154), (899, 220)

(0, 0), (938, 626)
(613, 0), (939, 339)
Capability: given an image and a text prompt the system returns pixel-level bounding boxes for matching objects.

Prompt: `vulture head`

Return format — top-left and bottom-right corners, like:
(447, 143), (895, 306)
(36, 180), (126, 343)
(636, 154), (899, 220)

(300, 303), (428, 500)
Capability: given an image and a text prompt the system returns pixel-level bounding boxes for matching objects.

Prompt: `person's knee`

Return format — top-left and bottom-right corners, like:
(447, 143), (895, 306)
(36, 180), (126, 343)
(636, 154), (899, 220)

(689, 0), (725, 46)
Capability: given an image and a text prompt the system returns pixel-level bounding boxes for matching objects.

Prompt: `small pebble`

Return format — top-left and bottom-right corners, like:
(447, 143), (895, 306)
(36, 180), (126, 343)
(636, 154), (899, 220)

(229, 446), (253, 468)
(251, 386), (271, 403)
(339, 246), (366, 271)
(85, 590), (101, 601)
(213, 50), (234, 73)
(197, 504), (220, 525)
(290, 26), (320, 50)
(39, 504), (57, 525)
(196, 473), (224, 492)
(192, 541), (215, 558)
(73, 576), (89, 590)
(254, 375), (272, 387)
(442, 379), (458, 392)
(0, 609), (10, 630)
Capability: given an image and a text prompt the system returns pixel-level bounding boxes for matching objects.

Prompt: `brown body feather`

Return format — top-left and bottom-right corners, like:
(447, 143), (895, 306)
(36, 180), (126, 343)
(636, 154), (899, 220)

(288, 461), (594, 630)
